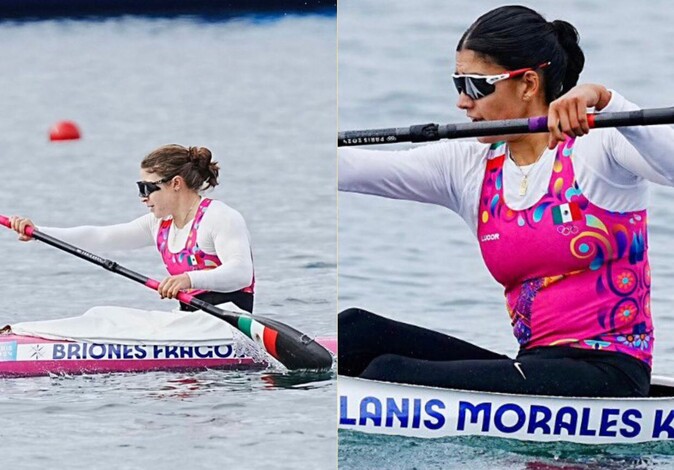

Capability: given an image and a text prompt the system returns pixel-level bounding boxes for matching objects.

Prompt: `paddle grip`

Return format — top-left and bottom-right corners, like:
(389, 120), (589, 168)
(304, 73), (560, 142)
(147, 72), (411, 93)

(527, 116), (549, 132)
(0, 214), (35, 237)
(409, 123), (439, 142)
(176, 292), (195, 304)
(142, 278), (196, 307)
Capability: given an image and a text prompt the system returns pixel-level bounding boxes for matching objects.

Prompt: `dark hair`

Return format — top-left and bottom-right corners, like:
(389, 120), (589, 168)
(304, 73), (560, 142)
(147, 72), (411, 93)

(141, 144), (220, 190)
(456, 5), (585, 102)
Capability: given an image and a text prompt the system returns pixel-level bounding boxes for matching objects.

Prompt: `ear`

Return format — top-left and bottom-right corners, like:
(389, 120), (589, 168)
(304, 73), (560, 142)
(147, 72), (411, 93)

(171, 175), (184, 191)
(520, 70), (541, 101)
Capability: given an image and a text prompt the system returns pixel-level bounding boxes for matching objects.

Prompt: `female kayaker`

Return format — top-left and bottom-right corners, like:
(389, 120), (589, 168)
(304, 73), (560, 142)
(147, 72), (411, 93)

(10, 144), (255, 312)
(339, 5), (674, 397)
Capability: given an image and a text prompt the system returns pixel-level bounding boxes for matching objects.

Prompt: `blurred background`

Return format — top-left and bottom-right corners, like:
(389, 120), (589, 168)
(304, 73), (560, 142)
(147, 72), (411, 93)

(339, 0), (674, 468)
(0, 2), (336, 469)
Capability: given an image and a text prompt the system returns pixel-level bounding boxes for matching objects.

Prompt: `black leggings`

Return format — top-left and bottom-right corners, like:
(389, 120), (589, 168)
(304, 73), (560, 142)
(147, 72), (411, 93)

(180, 290), (254, 313)
(339, 307), (651, 398)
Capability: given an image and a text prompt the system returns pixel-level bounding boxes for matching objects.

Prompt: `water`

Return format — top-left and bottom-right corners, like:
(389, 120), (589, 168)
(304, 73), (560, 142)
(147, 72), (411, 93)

(338, 0), (674, 467)
(0, 13), (336, 470)
(340, 431), (674, 469)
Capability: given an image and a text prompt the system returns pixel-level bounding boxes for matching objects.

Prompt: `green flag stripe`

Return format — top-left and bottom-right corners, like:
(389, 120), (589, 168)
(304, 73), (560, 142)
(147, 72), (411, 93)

(237, 316), (253, 339)
(551, 206), (562, 225)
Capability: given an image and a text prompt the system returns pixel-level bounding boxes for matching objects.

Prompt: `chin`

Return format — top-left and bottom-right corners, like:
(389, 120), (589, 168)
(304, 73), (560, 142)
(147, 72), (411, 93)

(149, 208), (165, 219)
(477, 134), (527, 145)
(477, 135), (502, 145)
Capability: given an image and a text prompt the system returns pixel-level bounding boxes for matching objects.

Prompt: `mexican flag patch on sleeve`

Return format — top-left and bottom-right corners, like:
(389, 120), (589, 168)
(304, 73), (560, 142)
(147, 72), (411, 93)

(551, 202), (582, 225)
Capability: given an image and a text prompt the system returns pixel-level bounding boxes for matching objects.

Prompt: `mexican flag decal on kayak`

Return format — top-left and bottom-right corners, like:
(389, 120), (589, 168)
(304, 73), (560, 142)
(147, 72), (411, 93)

(551, 202), (582, 225)
(237, 316), (278, 359)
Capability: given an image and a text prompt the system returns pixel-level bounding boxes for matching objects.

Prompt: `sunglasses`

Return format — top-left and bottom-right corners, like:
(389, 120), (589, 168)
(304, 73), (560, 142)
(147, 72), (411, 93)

(136, 175), (174, 198)
(452, 62), (551, 100)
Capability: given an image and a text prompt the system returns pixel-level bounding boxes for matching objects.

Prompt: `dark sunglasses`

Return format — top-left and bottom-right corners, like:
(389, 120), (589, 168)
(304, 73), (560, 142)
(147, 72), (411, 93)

(136, 175), (174, 198)
(452, 62), (550, 100)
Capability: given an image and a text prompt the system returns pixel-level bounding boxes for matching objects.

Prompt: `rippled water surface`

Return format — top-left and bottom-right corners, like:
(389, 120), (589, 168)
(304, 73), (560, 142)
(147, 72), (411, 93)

(339, 0), (674, 467)
(0, 12), (335, 470)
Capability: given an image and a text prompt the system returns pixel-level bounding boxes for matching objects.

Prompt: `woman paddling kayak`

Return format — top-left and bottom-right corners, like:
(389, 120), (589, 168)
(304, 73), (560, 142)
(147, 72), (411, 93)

(339, 5), (674, 397)
(10, 144), (255, 313)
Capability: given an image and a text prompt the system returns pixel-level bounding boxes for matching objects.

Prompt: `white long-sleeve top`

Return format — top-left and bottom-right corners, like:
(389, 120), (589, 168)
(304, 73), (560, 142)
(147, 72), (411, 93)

(41, 199), (254, 292)
(339, 91), (674, 235)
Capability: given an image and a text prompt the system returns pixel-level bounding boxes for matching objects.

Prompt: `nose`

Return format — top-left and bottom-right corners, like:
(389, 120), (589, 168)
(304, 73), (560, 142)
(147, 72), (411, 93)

(456, 92), (474, 110)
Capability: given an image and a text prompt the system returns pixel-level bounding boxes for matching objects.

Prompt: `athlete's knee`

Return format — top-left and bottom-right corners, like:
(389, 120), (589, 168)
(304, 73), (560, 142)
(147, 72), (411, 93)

(338, 307), (389, 347)
(339, 307), (385, 329)
(339, 307), (374, 321)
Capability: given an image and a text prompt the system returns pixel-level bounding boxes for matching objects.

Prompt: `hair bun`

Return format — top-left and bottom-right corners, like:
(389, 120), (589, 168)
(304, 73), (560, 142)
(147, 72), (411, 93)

(188, 146), (199, 162)
(550, 20), (579, 49)
(188, 146), (213, 172)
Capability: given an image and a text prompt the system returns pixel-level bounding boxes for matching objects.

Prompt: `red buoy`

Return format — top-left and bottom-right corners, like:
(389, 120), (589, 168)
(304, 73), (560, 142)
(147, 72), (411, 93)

(49, 121), (81, 141)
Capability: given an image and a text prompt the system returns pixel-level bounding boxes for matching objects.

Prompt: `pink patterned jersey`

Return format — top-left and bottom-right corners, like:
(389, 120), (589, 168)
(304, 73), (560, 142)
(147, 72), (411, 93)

(156, 198), (255, 295)
(477, 139), (653, 366)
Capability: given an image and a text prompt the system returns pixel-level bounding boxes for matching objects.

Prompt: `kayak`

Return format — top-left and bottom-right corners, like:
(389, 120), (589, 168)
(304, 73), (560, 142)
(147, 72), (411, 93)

(0, 333), (336, 378)
(0, 306), (336, 377)
(339, 375), (674, 444)
(0, 216), (334, 372)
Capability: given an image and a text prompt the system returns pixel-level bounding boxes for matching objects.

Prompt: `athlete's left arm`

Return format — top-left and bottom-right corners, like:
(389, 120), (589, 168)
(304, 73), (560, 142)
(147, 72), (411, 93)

(186, 203), (254, 292)
(600, 90), (674, 186)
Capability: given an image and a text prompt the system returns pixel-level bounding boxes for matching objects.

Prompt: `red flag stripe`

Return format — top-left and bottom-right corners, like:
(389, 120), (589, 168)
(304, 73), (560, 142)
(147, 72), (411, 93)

(569, 202), (582, 220)
(263, 327), (279, 359)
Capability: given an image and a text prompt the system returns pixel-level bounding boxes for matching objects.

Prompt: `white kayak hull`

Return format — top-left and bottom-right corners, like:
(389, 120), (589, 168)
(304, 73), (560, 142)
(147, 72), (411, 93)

(0, 333), (261, 377)
(0, 333), (337, 378)
(339, 376), (674, 444)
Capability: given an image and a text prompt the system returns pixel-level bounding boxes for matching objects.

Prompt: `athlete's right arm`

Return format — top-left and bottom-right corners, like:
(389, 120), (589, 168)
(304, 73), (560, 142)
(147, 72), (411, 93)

(338, 142), (487, 213)
(33, 214), (157, 252)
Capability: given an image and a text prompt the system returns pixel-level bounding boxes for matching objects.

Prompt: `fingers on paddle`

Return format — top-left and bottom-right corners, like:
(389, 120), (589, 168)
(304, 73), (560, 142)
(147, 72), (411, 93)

(577, 99), (590, 134)
(548, 98), (591, 149)
(564, 98), (589, 137)
(558, 111), (573, 139)
(158, 276), (187, 299)
(9, 216), (34, 241)
(547, 107), (564, 149)
(157, 277), (169, 299)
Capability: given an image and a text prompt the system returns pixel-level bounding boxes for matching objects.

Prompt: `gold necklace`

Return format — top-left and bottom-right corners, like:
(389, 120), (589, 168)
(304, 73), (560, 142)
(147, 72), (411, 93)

(509, 147), (548, 196)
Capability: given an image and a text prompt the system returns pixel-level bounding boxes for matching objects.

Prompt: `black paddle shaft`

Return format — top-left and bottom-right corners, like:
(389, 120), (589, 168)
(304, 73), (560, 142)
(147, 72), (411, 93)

(338, 106), (674, 146)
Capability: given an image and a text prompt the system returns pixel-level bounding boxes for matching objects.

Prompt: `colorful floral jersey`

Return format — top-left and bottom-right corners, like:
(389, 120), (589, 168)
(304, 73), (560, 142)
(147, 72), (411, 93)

(156, 198), (255, 295)
(477, 139), (653, 366)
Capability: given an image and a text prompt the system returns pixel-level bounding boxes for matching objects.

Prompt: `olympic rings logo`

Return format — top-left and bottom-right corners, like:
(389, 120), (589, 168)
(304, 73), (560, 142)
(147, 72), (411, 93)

(557, 225), (579, 236)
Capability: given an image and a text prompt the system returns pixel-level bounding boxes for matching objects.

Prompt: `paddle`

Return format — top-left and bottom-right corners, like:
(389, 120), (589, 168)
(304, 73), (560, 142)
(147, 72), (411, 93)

(338, 106), (674, 146)
(0, 215), (333, 371)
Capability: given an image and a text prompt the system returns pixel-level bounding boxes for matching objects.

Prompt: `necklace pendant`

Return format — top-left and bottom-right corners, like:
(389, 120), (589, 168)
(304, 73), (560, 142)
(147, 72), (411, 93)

(519, 176), (528, 196)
